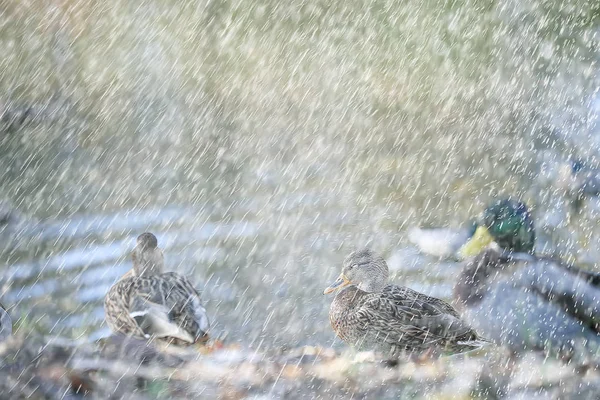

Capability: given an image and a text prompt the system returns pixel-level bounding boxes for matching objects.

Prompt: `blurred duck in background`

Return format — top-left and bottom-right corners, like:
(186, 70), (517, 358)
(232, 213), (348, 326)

(451, 199), (600, 367)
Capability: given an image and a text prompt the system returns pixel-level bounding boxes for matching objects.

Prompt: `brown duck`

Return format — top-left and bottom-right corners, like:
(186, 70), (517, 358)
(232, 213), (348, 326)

(324, 249), (489, 358)
(104, 232), (210, 344)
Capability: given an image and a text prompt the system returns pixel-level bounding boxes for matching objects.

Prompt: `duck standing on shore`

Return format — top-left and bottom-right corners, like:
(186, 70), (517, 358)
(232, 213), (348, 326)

(324, 249), (490, 359)
(104, 232), (210, 345)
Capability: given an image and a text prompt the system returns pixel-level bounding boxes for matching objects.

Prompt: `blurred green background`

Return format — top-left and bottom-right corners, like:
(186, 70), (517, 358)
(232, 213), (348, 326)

(0, 0), (599, 349)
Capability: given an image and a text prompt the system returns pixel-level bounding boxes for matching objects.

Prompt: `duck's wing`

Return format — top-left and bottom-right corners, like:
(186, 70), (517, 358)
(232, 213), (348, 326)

(129, 299), (195, 343)
(356, 286), (480, 352)
(516, 258), (600, 332)
(395, 286), (461, 318)
(562, 261), (600, 286)
(129, 273), (209, 343)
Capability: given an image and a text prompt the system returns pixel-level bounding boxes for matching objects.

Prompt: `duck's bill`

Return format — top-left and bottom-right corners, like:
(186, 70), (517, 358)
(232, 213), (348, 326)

(458, 225), (494, 259)
(323, 274), (351, 294)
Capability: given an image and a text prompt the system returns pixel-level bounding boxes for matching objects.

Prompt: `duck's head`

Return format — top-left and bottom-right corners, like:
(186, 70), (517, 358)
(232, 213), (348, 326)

(132, 232), (164, 276)
(324, 249), (389, 294)
(459, 199), (535, 258)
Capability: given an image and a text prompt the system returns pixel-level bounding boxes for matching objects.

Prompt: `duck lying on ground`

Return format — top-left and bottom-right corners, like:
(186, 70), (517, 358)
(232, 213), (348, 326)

(104, 232), (210, 345)
(324, 249), (490, 359)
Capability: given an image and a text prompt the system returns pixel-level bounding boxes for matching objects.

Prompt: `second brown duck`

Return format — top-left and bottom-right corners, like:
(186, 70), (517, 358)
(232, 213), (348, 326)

(324, 249), (489, 358)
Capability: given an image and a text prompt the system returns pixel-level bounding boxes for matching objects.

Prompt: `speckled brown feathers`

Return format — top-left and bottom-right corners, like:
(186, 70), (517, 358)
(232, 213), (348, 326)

(104, 272), (208, 344)
(330, 285), (484, 357)
(326, 249), (489, 358)
(104, 233), (210, 345)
